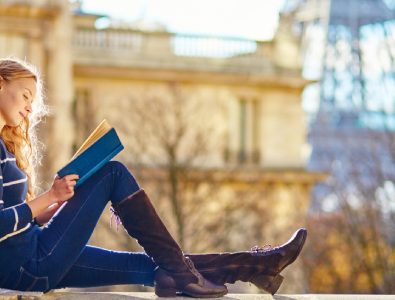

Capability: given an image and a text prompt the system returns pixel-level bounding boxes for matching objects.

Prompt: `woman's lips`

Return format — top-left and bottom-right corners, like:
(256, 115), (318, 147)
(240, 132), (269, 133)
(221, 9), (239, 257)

(19, 112), (25, 118)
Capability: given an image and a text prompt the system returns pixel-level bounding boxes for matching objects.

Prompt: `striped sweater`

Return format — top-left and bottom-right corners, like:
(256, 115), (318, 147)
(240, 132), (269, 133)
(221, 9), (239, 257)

(0, 138), (39, 278)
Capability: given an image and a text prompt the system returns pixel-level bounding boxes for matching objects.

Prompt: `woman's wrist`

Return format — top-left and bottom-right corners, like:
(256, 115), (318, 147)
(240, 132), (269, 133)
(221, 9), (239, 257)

(26, 189), (61, 219)
(33, 217), (43, 226)
(47, 188), (59, 204)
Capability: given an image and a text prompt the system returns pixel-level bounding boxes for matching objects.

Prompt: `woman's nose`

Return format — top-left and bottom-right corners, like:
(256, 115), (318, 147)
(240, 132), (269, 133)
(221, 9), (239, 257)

(25, 104), (32, 113)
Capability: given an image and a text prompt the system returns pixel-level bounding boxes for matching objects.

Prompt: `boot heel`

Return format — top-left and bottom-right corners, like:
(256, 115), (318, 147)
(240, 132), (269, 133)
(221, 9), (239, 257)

(251, 274), (284, 295)
(155, 285), (178, 297)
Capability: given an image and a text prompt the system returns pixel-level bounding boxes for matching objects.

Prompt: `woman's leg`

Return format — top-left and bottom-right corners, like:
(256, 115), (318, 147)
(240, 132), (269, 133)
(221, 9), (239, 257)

(13, 160), (225, 297)
(187, 228), (307, 295)
(111, 189), (228, 298)
(54, 245), (156, 288)
(21, 161), (140, 291)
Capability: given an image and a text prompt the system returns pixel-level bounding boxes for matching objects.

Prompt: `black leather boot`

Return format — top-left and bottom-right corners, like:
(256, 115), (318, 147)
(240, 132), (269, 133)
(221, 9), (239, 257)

(111, 189), (228, 298)
(187, 228), (307, 295)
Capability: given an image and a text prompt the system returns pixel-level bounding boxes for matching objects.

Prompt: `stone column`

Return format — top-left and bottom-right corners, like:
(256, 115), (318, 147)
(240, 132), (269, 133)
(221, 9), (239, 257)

(245, 99), (254, 163)
(27, 24), (46, 73)
(228, 97), (240, 163)
(40, 0), (74, 185)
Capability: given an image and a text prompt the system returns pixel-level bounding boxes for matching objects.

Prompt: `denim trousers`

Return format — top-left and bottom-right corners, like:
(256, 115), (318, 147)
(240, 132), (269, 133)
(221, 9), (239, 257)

(3, 161), (157, 292)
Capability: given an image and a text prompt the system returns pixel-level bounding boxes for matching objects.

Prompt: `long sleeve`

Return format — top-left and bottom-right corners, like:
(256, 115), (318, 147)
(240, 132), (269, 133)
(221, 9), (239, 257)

(0, 160), (33, 242)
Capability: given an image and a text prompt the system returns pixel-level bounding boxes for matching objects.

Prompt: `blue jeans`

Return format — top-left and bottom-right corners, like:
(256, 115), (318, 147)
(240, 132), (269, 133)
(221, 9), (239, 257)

(2, 161), (157, 292)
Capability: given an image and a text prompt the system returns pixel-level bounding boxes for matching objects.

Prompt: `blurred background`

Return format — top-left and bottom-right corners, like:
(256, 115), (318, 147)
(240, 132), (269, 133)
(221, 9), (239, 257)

(0, 0), (394, 294)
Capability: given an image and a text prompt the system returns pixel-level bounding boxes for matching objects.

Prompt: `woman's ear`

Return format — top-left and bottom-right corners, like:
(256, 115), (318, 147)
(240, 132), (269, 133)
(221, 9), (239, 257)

(0, 75), (4, 90)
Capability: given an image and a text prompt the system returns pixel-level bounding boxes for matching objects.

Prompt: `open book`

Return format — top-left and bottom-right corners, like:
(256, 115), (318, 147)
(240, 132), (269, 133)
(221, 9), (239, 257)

(57, 119), (124, 188)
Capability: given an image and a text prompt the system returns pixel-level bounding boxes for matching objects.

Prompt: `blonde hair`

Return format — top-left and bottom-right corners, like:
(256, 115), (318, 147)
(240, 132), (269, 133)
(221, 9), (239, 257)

(0, 57), (49, 201)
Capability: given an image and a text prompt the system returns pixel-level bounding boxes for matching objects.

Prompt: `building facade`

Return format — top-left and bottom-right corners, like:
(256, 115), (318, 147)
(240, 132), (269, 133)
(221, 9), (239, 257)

(0, 0), (326, 293)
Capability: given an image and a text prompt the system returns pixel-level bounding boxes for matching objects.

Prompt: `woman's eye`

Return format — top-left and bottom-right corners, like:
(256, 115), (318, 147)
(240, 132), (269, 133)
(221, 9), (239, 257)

(23, 94), (29, 100)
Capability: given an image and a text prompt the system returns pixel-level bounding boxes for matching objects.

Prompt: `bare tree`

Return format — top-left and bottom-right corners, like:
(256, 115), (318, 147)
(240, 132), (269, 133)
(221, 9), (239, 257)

(113, 83), (240, 249)
(304, 126), (395, 293)
(109, 83), (273, 253)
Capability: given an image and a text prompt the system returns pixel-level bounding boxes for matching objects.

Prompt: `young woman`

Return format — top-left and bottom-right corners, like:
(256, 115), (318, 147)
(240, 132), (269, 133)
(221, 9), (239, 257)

(0, 58), (307, 297)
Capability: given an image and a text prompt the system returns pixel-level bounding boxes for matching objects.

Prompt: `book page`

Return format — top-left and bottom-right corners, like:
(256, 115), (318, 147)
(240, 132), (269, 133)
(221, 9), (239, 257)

(71, 119), (112, 160)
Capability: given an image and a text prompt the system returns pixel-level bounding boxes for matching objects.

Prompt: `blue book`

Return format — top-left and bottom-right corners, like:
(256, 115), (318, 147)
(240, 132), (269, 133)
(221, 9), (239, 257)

(57, 120), (124, 188)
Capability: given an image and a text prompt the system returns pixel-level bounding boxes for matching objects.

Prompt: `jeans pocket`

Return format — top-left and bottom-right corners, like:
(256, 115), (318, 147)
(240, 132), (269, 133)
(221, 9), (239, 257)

(13, 266), (49, 292)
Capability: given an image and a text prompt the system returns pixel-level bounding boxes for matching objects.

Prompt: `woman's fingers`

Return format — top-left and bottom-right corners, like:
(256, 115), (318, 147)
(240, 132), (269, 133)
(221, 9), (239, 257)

(51, 174), (79, 202)
(66, 177), (77, 191)
(54, 174), (79, 183)
(64, 174), (79, 182)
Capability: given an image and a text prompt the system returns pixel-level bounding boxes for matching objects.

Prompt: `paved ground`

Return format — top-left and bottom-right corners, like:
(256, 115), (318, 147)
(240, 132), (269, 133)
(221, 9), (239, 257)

(1, 290), (395, 300)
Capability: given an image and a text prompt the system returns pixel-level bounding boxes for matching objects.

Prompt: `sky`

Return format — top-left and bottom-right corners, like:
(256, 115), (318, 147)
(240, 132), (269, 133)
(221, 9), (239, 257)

(78, 0), (286, 41)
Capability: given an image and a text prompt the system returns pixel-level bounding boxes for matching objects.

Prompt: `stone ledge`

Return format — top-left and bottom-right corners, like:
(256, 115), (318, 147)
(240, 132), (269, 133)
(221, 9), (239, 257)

(1, 291), (395, 300)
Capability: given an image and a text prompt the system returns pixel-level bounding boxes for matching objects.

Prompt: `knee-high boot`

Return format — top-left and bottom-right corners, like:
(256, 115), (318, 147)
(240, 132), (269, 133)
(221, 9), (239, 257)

(186, 228), (307, 295)
(111, 189), (228, 298)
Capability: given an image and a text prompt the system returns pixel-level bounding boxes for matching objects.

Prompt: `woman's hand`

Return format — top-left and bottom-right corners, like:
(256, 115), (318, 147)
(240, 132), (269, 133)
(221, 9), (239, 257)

(26, 174), (79, 219)
(49, 174), (79, 203)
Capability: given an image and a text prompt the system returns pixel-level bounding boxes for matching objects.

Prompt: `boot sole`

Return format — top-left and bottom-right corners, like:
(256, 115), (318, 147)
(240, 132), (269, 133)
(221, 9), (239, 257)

(251, 229), (306, 295)
(155, 286), (178, 297)
(251, 274), (284, 295)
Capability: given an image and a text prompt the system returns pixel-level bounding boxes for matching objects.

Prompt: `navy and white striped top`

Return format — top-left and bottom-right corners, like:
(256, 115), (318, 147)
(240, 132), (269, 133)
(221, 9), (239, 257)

(0, 138), (39, 276)
(0, 138), (33, 242)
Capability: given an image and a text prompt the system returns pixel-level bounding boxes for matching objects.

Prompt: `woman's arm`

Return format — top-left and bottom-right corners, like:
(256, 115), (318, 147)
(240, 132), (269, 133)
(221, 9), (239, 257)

(0, 174), (79, 240)
(26, 174), (79, 219)
(26, 190), (58, 219)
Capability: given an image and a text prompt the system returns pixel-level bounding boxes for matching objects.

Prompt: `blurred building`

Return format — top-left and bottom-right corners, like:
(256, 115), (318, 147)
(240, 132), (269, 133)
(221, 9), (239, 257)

(0, 0), (326, 293)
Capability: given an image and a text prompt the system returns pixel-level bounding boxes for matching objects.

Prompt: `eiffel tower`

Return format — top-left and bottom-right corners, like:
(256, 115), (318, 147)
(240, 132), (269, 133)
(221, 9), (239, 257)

(281, 0), (395, 209)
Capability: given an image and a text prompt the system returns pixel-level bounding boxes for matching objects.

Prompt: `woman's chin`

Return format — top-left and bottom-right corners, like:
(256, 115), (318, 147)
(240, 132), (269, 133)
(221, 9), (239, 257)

(5, 120), (20, 127)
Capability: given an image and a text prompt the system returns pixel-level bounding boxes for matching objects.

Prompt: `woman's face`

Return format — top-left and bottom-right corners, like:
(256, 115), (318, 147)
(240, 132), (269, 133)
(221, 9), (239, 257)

(0, 77), (36, 127)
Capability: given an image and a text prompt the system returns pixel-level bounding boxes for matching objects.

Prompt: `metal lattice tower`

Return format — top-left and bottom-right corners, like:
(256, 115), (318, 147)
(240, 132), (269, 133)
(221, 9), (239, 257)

(280, 0), (395, 207)
(283, 0), (395, 126)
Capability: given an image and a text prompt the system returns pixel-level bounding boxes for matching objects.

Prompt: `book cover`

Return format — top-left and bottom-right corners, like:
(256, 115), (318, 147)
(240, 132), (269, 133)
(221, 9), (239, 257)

(57, 120), (124, 188)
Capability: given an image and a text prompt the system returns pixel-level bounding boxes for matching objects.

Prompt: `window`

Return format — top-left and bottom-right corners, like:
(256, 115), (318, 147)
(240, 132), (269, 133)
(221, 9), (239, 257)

(225, 98), (260, 165)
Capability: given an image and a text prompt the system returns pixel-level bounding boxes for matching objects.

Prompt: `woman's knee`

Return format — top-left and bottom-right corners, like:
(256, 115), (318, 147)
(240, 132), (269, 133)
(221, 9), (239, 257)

(105, 161), (140, 202)
(101, 161), (132, 178)
(107, 161), (134, 176)
(106, 160), (126, 171)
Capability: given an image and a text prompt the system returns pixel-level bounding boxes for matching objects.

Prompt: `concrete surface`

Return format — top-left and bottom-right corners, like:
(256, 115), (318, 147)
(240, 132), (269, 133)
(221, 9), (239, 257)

(0, 290), (395, 300)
